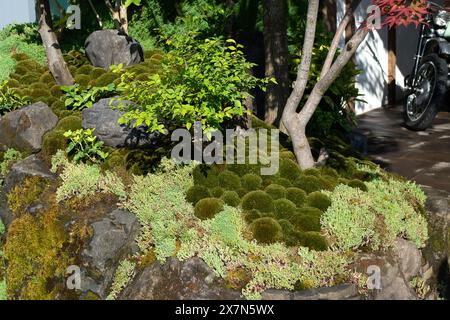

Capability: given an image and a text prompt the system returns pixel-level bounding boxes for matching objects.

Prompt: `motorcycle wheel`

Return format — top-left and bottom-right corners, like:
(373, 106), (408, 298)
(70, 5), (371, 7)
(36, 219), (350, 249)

(404, 53), (448, 131)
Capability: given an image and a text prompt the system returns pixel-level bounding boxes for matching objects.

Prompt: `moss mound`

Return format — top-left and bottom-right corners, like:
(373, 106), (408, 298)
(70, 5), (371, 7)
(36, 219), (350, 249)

(193, 165), (219, 188)
(278, 158), (302, 181)
(241, 173), (262, 191)
(55, 116), (82, 132)
(211, 186), (225, 198)
(186, 185), (211, 205)
(290, 212), (321, 232)
(294, 175), (323, 194)
(347, 179), (368, 191)
(218, 170), (241, 190)
(241, 191), (274, 213)
(243, 209), (262, 224)
(297, 232), (328, 251)
(250, 217), (283, 244)
(273, 198), (297, 220)
(264, 184), (287, 200)
(273, 177), (292, 188)
(305, 192), (331, 211)
(194, 198), (224, 220)
(286, 187), (307, 207)
(221, 191), (241, 207)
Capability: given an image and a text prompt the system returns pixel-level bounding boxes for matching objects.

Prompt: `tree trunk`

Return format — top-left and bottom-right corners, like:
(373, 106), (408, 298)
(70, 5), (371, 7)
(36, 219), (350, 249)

(119, 4), (128, 34)
(263, 0), (289, 126)
(38, 0), (75, 86)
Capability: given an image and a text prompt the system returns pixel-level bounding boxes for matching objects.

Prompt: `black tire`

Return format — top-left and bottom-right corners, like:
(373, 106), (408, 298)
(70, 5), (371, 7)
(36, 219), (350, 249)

(403, 53), (448, 131)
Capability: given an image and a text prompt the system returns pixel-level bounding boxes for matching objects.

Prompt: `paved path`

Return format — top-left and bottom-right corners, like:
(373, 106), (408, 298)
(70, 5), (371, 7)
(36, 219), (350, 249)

(355, 107), (450, 192)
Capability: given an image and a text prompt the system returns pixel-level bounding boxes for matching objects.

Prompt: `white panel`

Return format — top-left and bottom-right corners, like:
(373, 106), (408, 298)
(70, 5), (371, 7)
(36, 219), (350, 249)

(0, 0), (36, 30)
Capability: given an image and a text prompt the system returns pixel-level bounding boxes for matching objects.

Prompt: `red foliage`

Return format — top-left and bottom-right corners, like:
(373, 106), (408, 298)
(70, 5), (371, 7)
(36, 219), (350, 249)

(373, 0), (429, 28)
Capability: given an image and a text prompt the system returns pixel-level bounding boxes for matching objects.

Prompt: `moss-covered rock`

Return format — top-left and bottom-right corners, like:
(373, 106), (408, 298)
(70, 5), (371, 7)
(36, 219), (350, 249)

(305, 192), (331, 211)
(221, 191), (241, 207)
(218, 170), (241, 190)
(273, 177), (292, 188)
(250, 217), (283, 244)
(211, 186), (225, 198)
(241, 190), (274, 213)
(55, 116), (82, 132)
(290, 212), (321, 232)
(192, 165), (219, 188)
(297, 232), (328, 251)
(294, 175), (323, 194)
(194, 198), (224, 220)
(264, 184), (287, 200)
(76, 65), (94, 75)
(186, 185), (211, 205)
(241, 173), (262, 191)
(273, 198), (297, 220)
(278, 158), (302, 181)
(347, 179), (368, 191)
(74, 74), (91, 87)
(90, 67), (107, 79)
(41, 130), (67, 163)
(286, 187), (307, 208)
(303, 168), (320, 177)
(243, 209), (262, 224)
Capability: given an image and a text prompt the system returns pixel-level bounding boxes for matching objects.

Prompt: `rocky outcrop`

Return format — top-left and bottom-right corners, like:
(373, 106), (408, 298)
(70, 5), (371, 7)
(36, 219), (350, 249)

(262, 284), (359, 300)
(82, 98), (160, 148)
(85, 30), (144, 69)
(0, 102), (58, 153)
(120, 257), (242, 300)
(79, 209), (140, 299)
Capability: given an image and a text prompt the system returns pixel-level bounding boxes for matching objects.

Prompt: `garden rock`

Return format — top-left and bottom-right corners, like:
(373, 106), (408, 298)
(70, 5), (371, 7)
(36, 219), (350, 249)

(80, 209), (140, 298)
(85, 30), (144, 69)
(0, 102), (58, 153)
(82, 98), (160, 148)
(262, 284), (359, 300)
(120, 257), (242, 300)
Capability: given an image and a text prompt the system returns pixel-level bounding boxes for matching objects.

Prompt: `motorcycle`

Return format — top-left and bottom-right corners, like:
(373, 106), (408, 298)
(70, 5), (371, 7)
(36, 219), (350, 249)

(404, 1), (450, 131)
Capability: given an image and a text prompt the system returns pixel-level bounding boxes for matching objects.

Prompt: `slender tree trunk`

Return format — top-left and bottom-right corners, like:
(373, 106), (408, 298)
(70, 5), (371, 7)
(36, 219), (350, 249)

(263, 0), (290, 126)
(38, 0), (74, 86)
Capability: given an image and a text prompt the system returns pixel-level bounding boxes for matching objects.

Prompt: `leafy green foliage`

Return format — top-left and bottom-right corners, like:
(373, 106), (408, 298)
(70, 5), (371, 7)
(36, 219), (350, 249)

(107, 259), (136, 300)
(63, 129), (109, 164)
(116, 36), (271, 135)
(0, 149), (23, 184)
(61, 83), (116, 111)
(0, 80), (30, 115)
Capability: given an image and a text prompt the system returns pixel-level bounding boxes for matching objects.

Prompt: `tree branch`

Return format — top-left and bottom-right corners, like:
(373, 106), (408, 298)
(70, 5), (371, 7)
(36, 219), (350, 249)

(88, 0), (103, 28)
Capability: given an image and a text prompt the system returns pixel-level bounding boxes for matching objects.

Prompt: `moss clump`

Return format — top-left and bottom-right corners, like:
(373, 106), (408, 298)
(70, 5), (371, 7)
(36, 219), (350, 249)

(297, 232), (328, 251)
(294, 175), (323, 194)
(243, 209), (262, 224)
(241, 173), (262, 191)
(76, 65), (94, 75)
(194, 198), (224, 220)
(50, 85), (62, 98)
(280, 150), (296, 161)
(321, 167), (339, 178)
(39, 72), (54, 85)
(264, 184), (287, 200)
(90, 67), (107, 79)
(296, 206), (323, 218)
(305, 192), (331, 211)
(273, 198), (297, 220)
(186, 185), (211, 205)
(290, 212), (321, 232)
(29, 83), (49, 91)
(286, 187), (307, 208)
(278, 219), (295, 235)
(347, 179), (368, 191)
(93, 73), (117, 87)
(273, 177), (292, 188)
(241, 191), (274, 213)
(211, 187), (225, 198)
(250, 217), (283, 244)
(41, 131), (67, 163)
(218, 170), (241, 190)
(303, 168), (321, 177)
(55, 116), (82, 132)
(74, 74), (91, 87)
(235, 188), (248, 198)
(278, 158), (302, 181)
(7, 177), (46, 216)
(192, 165), (219, 188)
(221, 191), (241, 207)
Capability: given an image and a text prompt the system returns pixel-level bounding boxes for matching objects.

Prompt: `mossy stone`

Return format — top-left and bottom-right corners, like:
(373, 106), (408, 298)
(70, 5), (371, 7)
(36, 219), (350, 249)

(211, 186), (225, 198)
(41, 130), (67, 163)
(39, 72), (55, 85)
(303, 168), (320, 177)
(241, 173), (262, 191)
(50, 85), (62, 98)
(280, 150), (296, 161)
(194, 198), (224, 220)
(321, 167), (339, 178)
(278, 158), (302, 181)
(243, 209), (262, 224)
(264, 184), (287, 200)
(296, 206), (323, 217)
(241, 190), (274, 213)
(186, 185), (211, 205)
(294, 175), (323, 194)
(273, 198), (297, 220)
(218, 170), (241, 190)
(76, 65), (94, 75)
(305, 192), (331, 212)
(290, 212), (321, 232)
(192, 165), (219, 188)
(55, 116), (82, 132)
(286, 187), (307, 208)
(221, 191), (241, 207)
(273, 177), (292, 188)
(93, 73), (117, 87)
(347, 180), (368, 191)
(90, 68), (107, 79)
(297, 232), (328, 251)
(250, 217), (283, 244)
(74, 74), (91, 87)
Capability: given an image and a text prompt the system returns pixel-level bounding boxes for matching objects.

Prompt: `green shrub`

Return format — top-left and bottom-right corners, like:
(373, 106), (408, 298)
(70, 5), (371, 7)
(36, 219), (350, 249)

(264, 184), (287, 200)
(62, 84), (116, 111)
(294, 175), (323, 194)
(218, 170), (241, 190)
(290, 213), (321, 232)
(303, 168), (320, 177)
(273, 178), (292, 188)
(0, 81), (30, 115)
(221, 191), (241, 207)
(278, 158), (302, 181)
(76, 65), (94, 75)
(286, 187), (307, 207)
(243, 209), (262, 224)
(241, 173), (262, 191)
(250, 217), (282, 244)
(186, 185), (211, 205)
(90, 68), (107, 79)
(241, 191), (273, 213)
(273, 198), (296, 220)
(297, 232), (328, 251)
(347, 179), (368, 191)
(236, 188), (248, 198)
(41, 131), (67, 163)
(211, 186), (225, 198)
(74, 74), (91, 87)
(63, 129), (109, 164)
(296, 206), (323, 218)
(305, 192), (331, 211)
(192, 165), (219, 188)
(194, 198), (224, 220)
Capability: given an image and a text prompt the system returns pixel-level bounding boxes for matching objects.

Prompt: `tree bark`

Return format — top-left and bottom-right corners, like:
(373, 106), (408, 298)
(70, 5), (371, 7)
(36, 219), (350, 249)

(37, 0), (74, 86)
(263, 0), (290, 126)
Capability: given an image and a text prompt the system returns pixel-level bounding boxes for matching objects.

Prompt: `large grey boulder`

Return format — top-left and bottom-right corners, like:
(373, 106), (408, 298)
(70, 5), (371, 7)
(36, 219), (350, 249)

(262, 284), (359, 300)
(120, 257), (242, 300)
(80, 209), (140, 298)
(0, 102), (58, 153)
(85, 30), (144, 69)
(82, 98), (160, 148)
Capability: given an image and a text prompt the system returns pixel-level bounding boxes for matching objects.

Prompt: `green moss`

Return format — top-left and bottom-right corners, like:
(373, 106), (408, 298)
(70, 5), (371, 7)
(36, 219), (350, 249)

(193, 165), (219, 188)
(321, 167), (339, 178)
(294, 175), (323, 194)
(30, 88), (51, 100)
(243, 209), (262, 224)
(211, 186), (225, 198)
(241, 191), (274, 213)
(76, 65), (94, 76)
(296, 206), (323, 217)
(241, 173), (262, 191)
(305, 192), (331, 211)
(55, 116), (82, 132)
(278, 158), (302, 181)
(218, 170), (241, 190)
(286, 187), (307, 208)
(264, 184), (287, 200)
(74, 74), (91, 87)
(221, 191), (241, 207)
(303, 168), (320, 177)
(93, 73), (117, 87)
(297, 232), (328, 251)
(50, 85), (62, 98)
(290, 212), (321, 232)
(39, 72), (55, 85)
(250, 217), (283, 244)
(135, 73), (151, 81)
(280, 150), (296, 161)
(273, 198), (296, 220)
(29, 83), (48, 91)
(235, 188), (248, 198)
(90, 67), (107, 79)
(347, 180), (368, 191)
(273, 177), (292, 188)
(5, 79), (20, 88)
(41, 131), (67, 164)
(194, 198), (224, 220)
(7, 177), (46, 216)
(186, 185), (211, 205)
(278, 219), (295, 235)
(101, 154), (126, 171)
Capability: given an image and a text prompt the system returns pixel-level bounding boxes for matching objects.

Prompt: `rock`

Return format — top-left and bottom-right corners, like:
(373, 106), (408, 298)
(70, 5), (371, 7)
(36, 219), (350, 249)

(0, 102), (58, 153)
(85, 30), (144, 69)
(392, 238), (422, 281)
(4, 155), (55, 194)
(82, 98), (160, 148)
(80, 209), (140, 298)
(262, 284), (359, 300)
(120, 257), (242, 300)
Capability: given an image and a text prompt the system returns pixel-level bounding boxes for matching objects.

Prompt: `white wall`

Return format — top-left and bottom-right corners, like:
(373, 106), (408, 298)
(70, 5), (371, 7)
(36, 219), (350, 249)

(0, 0), (36, 30)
